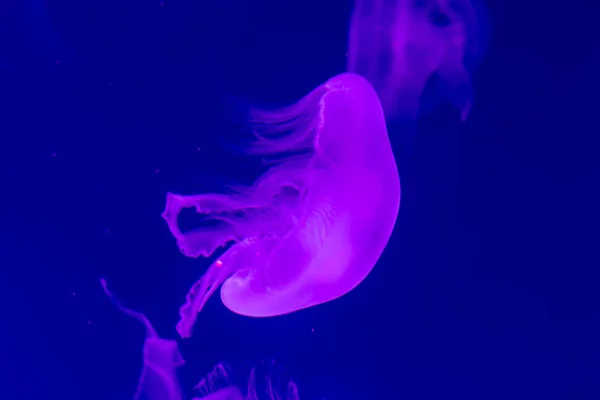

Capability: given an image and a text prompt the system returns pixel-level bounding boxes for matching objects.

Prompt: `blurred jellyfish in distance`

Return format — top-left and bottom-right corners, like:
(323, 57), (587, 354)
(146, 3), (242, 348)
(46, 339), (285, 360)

(162, 72), (400, 338)
(101, 279), (302, 400)
(347, 0), (489, 121)
(101, 279), (185, 400)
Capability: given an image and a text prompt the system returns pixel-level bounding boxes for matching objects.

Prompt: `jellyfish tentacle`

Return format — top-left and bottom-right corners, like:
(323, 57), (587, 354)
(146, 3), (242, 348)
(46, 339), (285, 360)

(162, 192), (267, 258)
(192, 363), (240, 400)
(246, 85), (329, 156)
(266, 360), (279, 400)
(162, 158), (310, 260)
(246, 367), (258, 400)
(162, 192), (261, 240)
(175, 224), (240, 258)
(286, 381), (299, 400)
(175, 260), (229, 338)
(100, 278), (158, 338)
(176, 236), (273, 338)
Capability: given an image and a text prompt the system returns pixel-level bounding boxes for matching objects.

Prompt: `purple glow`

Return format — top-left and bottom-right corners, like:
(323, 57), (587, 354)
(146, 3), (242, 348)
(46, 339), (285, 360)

(347, 0), (488, 121)
(162, 73), (400, 338)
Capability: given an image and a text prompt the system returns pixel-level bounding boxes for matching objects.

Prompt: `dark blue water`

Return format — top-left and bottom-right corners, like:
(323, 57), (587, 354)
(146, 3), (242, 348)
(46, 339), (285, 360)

(1, 1), (598, 399)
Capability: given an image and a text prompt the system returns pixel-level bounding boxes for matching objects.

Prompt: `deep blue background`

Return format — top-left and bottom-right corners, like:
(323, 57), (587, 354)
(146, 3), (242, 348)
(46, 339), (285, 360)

(1, 0), (598, 399)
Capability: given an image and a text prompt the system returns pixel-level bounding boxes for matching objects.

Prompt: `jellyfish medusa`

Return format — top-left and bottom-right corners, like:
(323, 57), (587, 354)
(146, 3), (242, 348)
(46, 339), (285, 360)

(100, 279), (186, 400)
(162, 72), (400, 338)
(347, 0), (489, 121)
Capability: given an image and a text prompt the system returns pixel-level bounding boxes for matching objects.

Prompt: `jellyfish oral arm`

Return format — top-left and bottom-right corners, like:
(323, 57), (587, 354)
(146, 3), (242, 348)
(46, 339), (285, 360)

(175, 260), (232, 338)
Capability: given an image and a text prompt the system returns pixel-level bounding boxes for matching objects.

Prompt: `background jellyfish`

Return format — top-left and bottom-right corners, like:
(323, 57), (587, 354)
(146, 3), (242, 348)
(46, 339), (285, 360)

(100, 279), (299, 400)
(163, 72), (400, 338)
(347, 0), (489, 121)
(101, 280), (301, 400)
(101, 279), (186, 400)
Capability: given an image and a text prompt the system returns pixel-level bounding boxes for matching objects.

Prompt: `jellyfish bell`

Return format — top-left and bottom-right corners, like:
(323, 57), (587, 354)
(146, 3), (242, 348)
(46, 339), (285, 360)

(347, 0), (489, 121)
(163, 72), (400, 338)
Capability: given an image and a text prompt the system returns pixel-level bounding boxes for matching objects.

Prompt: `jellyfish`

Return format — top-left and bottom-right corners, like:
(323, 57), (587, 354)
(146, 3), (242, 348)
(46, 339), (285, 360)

(162, 72), (400, 338)
(101, 280), (301, 400)
(347, 0), (489, 121)
(101, 279), (186, 400)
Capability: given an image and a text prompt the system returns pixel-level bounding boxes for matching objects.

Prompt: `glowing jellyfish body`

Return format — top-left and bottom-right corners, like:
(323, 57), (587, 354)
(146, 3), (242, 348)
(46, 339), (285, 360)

(347, 0), (488, 121)
(162, 72), (400, 338)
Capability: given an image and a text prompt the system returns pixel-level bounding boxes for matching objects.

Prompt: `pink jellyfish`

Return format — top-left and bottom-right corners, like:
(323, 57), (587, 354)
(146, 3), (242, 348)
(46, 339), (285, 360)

(347, 0), (488, 121)
(162, 72), (400, 338)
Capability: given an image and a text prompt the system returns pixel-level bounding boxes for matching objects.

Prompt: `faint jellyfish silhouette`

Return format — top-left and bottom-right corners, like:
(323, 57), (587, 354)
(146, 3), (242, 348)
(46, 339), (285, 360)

(347, 0), (489, 121)
(162, 72), (400, 338)
(100, 279), (185, 400)
(100, 279), (302, 400)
